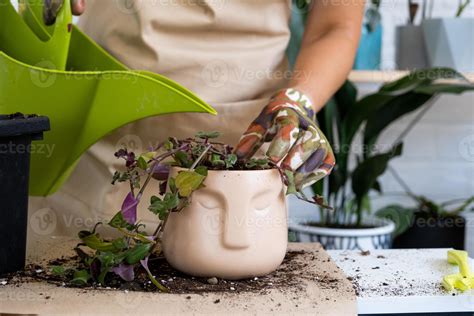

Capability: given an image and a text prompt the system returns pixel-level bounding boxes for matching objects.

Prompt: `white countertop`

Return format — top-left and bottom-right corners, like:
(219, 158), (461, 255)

(348, 70), (474, 83)
(329, 248), (474, 314)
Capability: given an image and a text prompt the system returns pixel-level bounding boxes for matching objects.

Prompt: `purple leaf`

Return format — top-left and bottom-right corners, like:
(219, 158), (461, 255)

(152, 163), (170, 181)
(121, 192), (138, 225)
(140, 256), (150, 271)
(114, 149), (126, 158)
(112, 264), (135, 282)
(125, 152), (136, 168)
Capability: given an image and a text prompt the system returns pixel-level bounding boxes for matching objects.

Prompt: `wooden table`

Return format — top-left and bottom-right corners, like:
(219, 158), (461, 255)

(0, 238), (356, 315)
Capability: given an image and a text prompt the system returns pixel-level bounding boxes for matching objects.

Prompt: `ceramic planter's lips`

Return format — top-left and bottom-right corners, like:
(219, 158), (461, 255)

(0, 114), (50, 138)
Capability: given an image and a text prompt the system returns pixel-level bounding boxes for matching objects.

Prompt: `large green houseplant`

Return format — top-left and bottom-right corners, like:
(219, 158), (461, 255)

(288, 69), (474, 249)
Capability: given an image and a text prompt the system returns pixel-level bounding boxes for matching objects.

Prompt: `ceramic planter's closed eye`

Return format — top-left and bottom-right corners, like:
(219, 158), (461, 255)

(162, 169), (288, 280)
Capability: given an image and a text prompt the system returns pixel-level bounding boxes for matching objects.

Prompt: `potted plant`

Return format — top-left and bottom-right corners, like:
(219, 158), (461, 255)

(289, 68), (474, 250)
(422, 0), (474, 72)
(41, 132), (323, 289)
(377, 195), (473, 249)
(354, 0), (383, 70)
(0, 113), (50, 274)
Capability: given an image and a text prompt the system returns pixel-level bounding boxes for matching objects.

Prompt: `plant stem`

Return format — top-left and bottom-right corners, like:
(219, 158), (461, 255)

(137, 145), (189, 200)
(392, 98), (436, 146)
(190, 144), (212, 170)
(387, 166), (418, 202)
(456, 0), (471, 17)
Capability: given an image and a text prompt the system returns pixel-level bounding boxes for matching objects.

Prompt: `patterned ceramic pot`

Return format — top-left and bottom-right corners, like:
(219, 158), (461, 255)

(289, 218), (395, 251)
(162, 168), (288, 280)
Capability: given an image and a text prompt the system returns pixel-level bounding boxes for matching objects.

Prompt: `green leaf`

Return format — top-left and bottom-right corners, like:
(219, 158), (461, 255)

(168, 177), (177, 194)
(78, 231), (124, 253)
(245, 158), (270, 169)
(372, 180), (382, 194)
(175, 171), (206, 197)
(108, 211), (136, 230)
(111, 171), (130, 185)
(414, 83), (474, 95)
(351, 143), (403, 200)
(344, 68), (470, 152)
(174, 151), (192, 168)
(164, 140), (174, 151)
(380, 68), (466, 95)
(363, 93), (432, 156)
(225, 154), (238, 169)
(376, 205), (414, 236)
(311, 179), (324, 197)
(195, 131), (220, 139)
(125, 244), (152, 265)
(363, 79), (474, 156)
(111, 238), (128, 251)
(149, 193), (180, 220)
(96, 252), (126, 285)
(51, 265), (66, 276)
(194, 166), (208, 177)
(71, 269), (91, 286)
(334, 80), (358, 121)
(137, 156), (148, 170)
(210, 154), (225, 167)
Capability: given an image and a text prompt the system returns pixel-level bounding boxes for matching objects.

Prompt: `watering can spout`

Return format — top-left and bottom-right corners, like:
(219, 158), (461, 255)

(0, 0), (216, 195)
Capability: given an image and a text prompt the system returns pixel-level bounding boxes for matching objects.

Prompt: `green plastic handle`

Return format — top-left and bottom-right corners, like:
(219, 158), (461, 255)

(0, 0), (216, 195)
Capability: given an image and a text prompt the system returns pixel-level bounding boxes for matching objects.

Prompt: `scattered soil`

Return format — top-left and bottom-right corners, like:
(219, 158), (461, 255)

(0, 250), (347, 295)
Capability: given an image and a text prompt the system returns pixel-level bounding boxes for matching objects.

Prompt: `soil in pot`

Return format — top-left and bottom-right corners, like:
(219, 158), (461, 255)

(393, 213), (465, 249)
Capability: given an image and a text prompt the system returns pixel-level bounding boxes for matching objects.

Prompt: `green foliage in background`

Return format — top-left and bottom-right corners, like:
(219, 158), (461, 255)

(288, 1), (474, 227)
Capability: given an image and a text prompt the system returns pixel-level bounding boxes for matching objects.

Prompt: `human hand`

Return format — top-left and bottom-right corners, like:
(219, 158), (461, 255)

(43, 0), (85, 25)
(234, 88), (335, 189)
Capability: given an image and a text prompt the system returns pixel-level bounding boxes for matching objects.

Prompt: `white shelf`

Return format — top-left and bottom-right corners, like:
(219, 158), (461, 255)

(349, 70), (474, 83)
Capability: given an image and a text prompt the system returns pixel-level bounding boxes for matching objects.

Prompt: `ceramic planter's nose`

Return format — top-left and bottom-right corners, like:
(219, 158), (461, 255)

(223, 204), (251, 249)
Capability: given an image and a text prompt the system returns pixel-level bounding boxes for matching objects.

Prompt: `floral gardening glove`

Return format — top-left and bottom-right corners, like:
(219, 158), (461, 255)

(234, 88), (335, 189)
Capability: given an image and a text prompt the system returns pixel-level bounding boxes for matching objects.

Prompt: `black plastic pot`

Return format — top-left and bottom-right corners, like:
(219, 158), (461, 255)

(393, 214), (465, 249)
(0, 113), (50, 274)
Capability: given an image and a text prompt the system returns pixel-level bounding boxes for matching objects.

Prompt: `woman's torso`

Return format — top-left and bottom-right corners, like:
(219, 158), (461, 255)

(78, 0), (292, 104)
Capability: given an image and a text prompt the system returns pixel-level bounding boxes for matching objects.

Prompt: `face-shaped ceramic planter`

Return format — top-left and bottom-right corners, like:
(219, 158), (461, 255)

(162, 168), (288, 280)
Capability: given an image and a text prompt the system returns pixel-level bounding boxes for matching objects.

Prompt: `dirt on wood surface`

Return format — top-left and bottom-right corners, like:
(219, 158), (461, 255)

(1, 249), (348, 296)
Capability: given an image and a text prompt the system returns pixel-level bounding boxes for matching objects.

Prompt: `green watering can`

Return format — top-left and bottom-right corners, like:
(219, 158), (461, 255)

(0, 0), (216, 196)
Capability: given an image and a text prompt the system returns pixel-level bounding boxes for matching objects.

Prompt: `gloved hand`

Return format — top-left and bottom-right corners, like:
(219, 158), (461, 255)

(43, 0), (85, 25)
(235, 88), (335, 189)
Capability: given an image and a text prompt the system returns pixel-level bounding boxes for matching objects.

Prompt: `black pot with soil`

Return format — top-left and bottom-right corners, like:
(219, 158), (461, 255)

(392, 213), (466, 249)
(0, 113), (50, 274)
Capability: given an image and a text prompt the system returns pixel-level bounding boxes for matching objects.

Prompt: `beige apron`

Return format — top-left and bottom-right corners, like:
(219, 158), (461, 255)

(28, 0), (291, 236)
